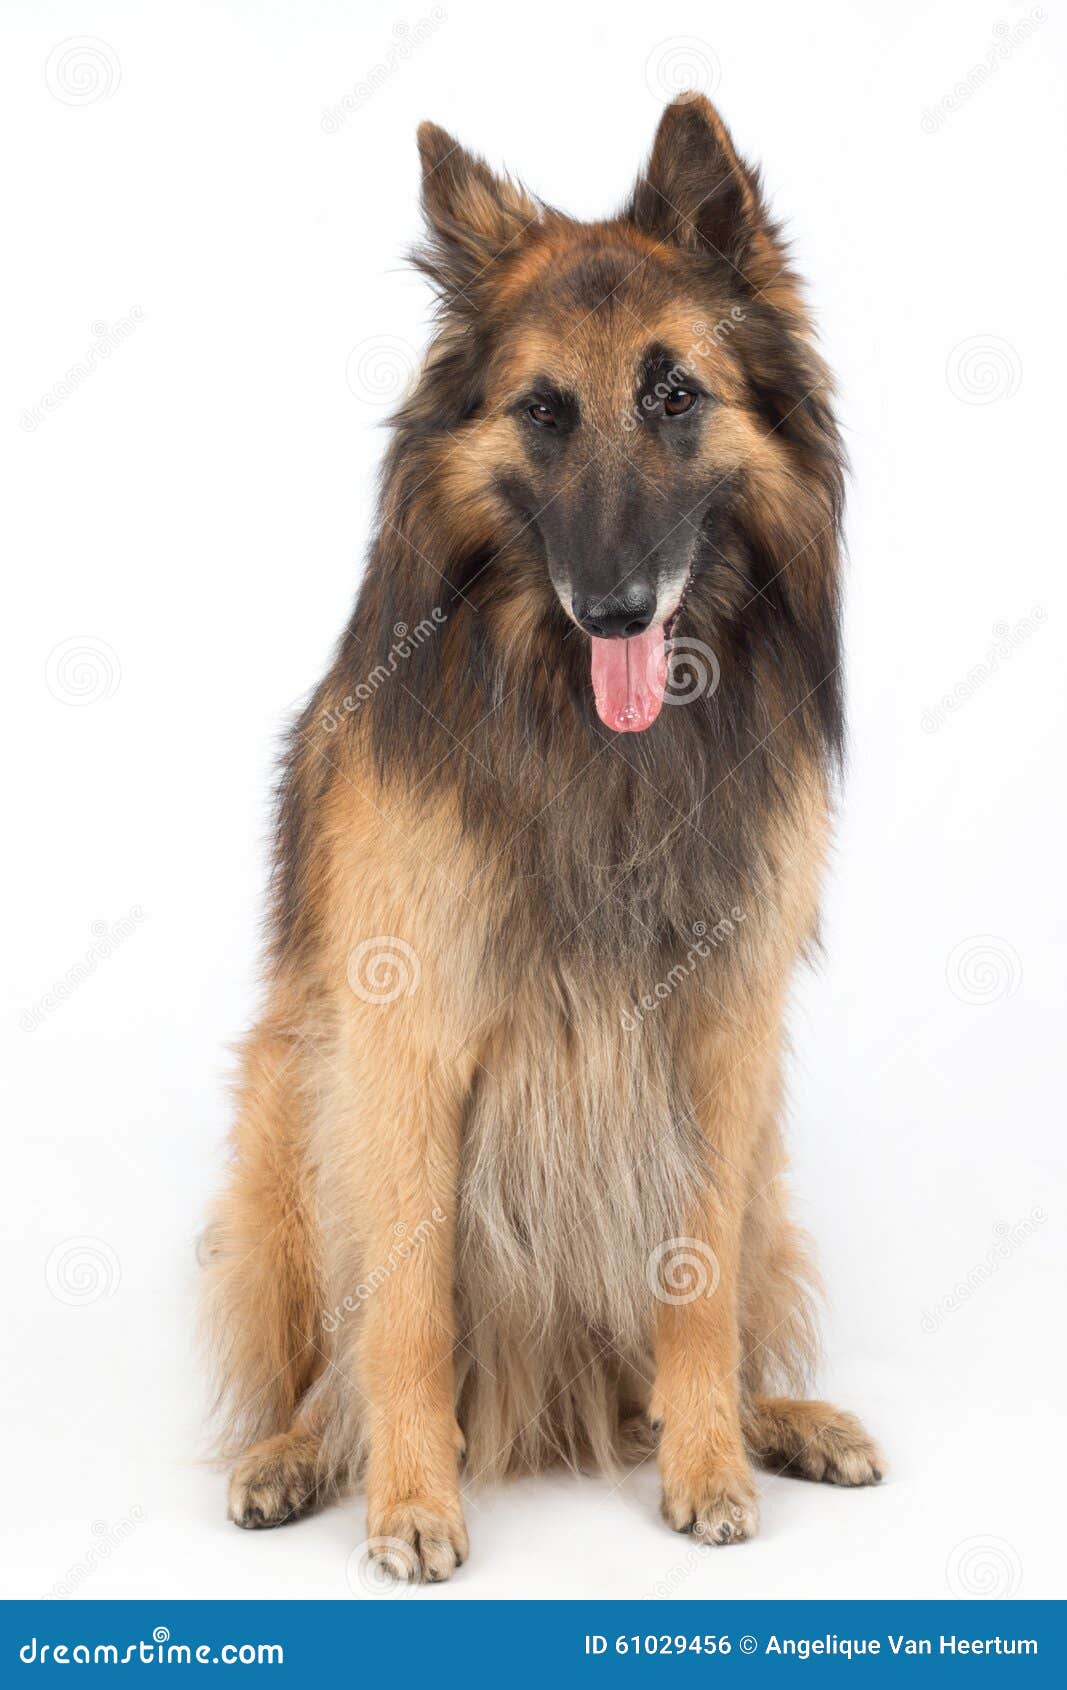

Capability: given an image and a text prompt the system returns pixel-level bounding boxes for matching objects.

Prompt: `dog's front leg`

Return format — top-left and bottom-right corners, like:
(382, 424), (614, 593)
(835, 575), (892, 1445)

(651, 1024), (776, 1545)
(348, 1021), (471, 1582)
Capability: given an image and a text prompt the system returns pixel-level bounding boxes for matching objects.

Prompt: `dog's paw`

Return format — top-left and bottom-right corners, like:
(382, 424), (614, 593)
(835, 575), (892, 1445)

(365, 1497), (469, 1584)
(746, 1397), (884, 1487)
(660, 1466), (759, 1546)
(228, 1432), (323, 1530)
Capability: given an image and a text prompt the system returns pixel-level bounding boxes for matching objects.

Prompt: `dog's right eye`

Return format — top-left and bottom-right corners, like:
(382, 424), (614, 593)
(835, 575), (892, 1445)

(528, 402), (557, 427)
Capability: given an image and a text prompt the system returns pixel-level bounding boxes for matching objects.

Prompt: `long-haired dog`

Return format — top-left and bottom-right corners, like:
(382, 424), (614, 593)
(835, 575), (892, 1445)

(203, 93), (882, 1581)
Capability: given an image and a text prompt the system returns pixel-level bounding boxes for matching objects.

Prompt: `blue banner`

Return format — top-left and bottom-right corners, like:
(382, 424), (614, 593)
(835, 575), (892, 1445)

(2, 1600), (1063, 1682)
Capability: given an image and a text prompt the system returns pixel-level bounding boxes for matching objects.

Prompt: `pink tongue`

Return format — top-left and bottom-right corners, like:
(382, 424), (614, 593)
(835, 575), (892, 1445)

(590, 624), (667, 733)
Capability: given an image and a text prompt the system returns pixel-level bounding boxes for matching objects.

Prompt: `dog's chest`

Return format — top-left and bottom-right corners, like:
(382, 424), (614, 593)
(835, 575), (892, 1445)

(455, 976), (707, 1343)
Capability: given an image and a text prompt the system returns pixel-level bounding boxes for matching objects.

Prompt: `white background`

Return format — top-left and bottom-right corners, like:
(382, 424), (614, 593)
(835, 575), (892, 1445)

(2, 0), (1064, 1603)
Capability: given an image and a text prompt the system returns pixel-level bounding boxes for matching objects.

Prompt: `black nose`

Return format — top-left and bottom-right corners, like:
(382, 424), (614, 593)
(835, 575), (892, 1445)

(573, 585), (657, 638)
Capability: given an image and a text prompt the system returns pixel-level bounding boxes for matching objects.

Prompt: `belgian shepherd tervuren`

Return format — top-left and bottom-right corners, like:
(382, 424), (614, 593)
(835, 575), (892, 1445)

(203, 93), (882, 1582)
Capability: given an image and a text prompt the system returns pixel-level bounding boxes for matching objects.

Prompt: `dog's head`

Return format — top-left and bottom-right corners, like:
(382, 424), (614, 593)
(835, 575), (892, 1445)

(403, 96), (840, 734)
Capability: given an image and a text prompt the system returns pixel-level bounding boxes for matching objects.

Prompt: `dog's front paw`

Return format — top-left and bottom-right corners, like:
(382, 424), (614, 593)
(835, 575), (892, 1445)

(365, 1495), (469, 1584)
(660, 1451), (759, 1545)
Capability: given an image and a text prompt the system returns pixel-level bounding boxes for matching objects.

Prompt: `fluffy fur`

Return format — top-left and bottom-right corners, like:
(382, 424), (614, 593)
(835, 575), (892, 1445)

(202, 94), (881, 1580)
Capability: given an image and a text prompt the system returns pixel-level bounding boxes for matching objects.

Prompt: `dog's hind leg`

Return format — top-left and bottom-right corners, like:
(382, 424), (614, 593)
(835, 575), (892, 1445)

(202, 1018), (325, 1469)
(743, 1396), (884, 1486)
(228, 1415), (326, 1530)
(738, 1091), (883, 1489)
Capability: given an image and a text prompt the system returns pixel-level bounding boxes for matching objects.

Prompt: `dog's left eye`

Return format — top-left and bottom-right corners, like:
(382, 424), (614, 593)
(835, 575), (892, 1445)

(663, 389), (698, 417)
(528, 402), (557, 427)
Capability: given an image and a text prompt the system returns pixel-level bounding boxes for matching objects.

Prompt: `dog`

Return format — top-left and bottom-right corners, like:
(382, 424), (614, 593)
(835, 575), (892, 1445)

(202, 93), (882, 1582)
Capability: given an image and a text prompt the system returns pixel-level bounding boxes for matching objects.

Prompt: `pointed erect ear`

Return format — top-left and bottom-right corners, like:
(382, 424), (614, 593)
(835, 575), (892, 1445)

(416, 122), (540, 301)
(628, 95), (765, 275)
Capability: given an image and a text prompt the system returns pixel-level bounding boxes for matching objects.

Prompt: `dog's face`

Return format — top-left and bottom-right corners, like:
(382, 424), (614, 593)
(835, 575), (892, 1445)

(412, 98), (823, 732)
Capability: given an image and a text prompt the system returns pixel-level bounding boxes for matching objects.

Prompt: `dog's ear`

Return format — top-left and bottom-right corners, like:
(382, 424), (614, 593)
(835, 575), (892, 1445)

(628, 95), (765, 275)
(416, 122), (539, 302)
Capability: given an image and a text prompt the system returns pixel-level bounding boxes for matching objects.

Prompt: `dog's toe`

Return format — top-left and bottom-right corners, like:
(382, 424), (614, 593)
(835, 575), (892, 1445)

(364, 1498), (469, 1585)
